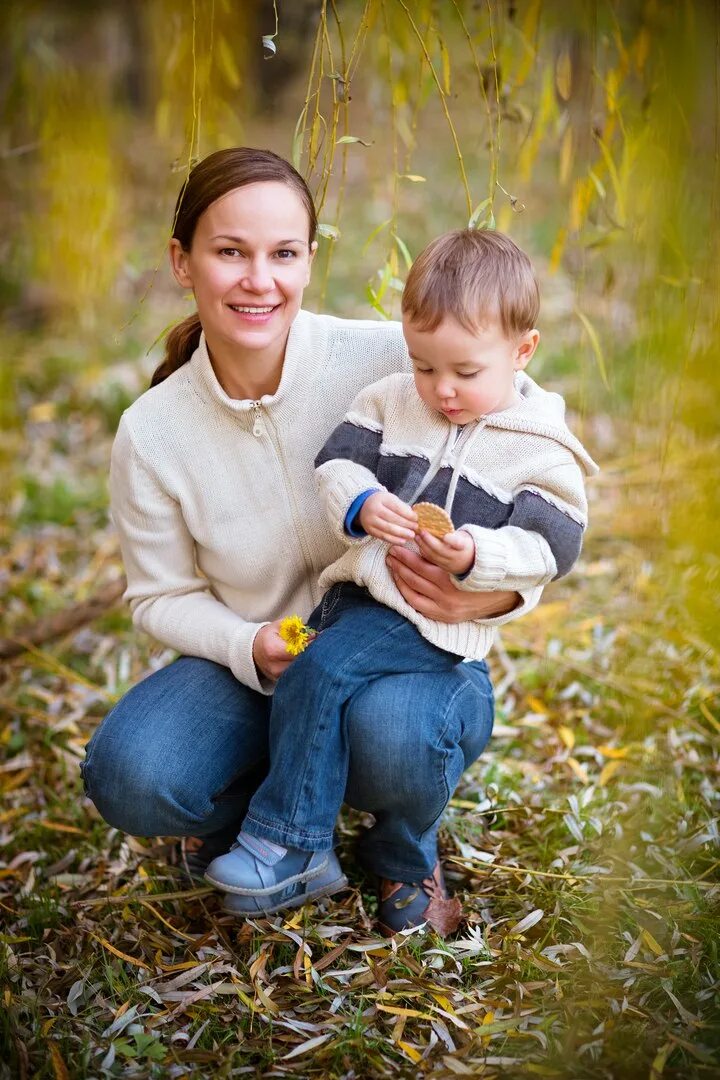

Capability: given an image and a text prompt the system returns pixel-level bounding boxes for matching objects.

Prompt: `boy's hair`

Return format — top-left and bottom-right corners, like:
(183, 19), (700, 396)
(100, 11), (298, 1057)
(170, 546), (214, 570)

(401, 228), (539, 337)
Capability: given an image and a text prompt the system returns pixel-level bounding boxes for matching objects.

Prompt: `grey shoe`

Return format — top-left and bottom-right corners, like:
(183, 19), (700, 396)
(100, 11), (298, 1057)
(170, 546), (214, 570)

(377, 862), (463, 938)
(205, 831), (346, 898)
(221, 850), (348, 916)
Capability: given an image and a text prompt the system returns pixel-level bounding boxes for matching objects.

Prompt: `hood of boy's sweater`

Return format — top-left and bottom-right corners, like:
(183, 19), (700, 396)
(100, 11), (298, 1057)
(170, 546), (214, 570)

(484, 371), (599, 476)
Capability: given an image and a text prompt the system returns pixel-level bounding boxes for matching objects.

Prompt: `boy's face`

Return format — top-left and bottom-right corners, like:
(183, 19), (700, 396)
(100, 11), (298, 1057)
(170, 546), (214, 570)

(403, 314), (539, 424)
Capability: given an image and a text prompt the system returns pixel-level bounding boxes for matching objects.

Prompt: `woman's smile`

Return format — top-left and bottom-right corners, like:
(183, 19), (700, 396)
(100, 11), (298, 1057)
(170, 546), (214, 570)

(170, 180), (317, 391)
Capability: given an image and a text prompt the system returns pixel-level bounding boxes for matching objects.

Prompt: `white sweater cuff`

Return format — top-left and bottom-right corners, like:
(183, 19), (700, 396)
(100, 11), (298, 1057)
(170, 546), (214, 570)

(228, 621), (273, 695)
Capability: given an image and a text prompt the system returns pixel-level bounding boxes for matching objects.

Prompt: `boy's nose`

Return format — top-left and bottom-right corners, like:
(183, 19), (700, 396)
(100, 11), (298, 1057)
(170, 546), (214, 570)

(437, 381), (456, 399)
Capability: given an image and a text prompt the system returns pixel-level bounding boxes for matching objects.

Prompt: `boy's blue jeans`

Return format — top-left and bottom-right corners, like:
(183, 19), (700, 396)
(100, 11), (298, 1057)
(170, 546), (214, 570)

(82, 584), (494, 881)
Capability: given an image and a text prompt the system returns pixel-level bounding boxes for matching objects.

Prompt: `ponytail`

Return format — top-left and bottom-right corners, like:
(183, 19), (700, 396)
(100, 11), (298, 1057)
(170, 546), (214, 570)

(150, 312), (202, 387)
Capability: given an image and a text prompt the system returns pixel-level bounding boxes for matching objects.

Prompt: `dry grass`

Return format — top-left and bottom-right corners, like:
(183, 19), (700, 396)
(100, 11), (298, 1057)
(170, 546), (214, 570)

(1, 364), (719, 1078)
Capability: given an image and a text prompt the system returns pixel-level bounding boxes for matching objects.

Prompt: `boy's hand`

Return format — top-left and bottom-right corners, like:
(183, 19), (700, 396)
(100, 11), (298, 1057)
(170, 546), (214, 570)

(416, 528), (475, 576)
(359, 491), (418, 543)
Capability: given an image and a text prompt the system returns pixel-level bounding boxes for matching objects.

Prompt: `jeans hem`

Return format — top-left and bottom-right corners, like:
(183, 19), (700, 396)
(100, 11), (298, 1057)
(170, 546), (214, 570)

(356, 849), (438, 883)
(243, 814), (335, 853)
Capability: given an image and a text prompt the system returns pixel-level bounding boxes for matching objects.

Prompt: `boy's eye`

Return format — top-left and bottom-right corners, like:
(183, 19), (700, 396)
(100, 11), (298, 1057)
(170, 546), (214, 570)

(459, 371), (480, 379)
(414, 366), (432, 374)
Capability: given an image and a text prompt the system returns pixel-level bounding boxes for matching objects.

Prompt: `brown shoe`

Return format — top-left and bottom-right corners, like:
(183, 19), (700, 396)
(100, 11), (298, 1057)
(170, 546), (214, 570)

(377, 862), (463, 938)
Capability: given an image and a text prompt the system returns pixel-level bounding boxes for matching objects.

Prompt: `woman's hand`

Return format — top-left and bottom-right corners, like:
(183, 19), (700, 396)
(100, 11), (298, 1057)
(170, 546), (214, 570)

(359, 491), (417, 544)
(386, 545), (520, 623)
(252, 621), (299, 682)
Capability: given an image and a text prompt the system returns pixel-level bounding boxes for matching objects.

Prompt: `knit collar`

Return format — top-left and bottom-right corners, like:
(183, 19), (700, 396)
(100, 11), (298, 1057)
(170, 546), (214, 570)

(187, 310), (312, 416)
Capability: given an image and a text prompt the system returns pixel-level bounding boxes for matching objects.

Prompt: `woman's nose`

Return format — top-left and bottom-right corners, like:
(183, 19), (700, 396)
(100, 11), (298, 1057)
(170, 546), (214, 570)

(241, 258), (274, 293)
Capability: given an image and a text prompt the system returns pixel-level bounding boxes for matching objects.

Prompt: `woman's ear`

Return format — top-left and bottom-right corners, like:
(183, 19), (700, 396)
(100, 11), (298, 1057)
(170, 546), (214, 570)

(169, 238), (193, 289)
(305, 240), (319, 285)
(514, 329), (540, 371)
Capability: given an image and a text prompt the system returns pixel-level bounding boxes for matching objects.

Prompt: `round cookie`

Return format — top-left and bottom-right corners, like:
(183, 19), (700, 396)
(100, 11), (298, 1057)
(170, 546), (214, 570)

(413, 501), (454, 538)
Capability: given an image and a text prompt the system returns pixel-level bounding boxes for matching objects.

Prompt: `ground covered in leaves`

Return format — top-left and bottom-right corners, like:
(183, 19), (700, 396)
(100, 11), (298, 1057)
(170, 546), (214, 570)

(2, 320), (719, 1079)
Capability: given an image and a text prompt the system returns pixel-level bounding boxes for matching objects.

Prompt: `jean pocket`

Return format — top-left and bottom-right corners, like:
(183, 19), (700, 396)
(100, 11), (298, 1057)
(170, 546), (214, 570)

(318, 583), (343, 630)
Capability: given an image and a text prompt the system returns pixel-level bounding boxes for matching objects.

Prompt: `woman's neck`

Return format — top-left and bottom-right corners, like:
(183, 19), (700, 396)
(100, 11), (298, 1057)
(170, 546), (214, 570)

(205, 333), (288, 401)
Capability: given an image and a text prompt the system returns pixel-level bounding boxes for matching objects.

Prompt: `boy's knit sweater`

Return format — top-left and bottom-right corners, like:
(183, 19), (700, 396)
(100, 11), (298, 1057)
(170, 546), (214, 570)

(109, 310), (543, 694)
(316, 372), (598, 660)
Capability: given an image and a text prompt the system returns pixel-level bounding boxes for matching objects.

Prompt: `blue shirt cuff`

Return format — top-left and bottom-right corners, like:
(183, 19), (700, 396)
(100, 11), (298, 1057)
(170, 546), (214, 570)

(344, 489), (380, 537)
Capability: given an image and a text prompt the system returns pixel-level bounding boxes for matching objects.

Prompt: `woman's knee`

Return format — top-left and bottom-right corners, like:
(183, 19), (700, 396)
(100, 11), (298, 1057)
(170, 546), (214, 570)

(82, 657), (266, 836)
(82, 701), (213, 836)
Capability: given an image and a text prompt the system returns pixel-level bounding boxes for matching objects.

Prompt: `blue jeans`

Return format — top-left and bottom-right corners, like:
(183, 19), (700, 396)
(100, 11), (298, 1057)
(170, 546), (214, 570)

(82, 584), (494, 881)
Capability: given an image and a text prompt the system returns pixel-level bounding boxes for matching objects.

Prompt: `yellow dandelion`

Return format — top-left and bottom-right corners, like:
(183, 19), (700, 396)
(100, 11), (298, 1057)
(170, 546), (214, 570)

(278, 614), (312, 656)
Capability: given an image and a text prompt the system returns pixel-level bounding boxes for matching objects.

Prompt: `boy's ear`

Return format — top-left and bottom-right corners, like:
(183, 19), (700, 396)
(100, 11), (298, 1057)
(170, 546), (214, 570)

(514, 329), (540, 371)
(169, 238), (193, 289)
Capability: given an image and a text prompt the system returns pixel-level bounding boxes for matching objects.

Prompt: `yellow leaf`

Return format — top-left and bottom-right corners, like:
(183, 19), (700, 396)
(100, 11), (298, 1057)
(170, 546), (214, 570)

(650, 1041), (671, 1078)
(482, 1010), (495, 1025)
(641, 928), (665, 957)
(28, 402), (56, 423)
(49, 1044), (70, 1080)
(38, 820), (85, 835)
(526, 696), (548, 715)
(254, 982), (280, 1015)
(569, 177), (593, 232)
(599, 760), (623, 786)
(558, 725), (575, 750)
(401, 174), (426, 182)
(439, 37), (451, 95)
(598, 744), (630, 759)
(567, 757), (589, 783)
(606, 69), (619, 115)
(90, 934), (150, 970)
(555, 48), (572, 101)
(576, 308), (611, 390)
(559, 127), (573, 185)
(397, 1041), (422, 1063)
(699, 701), (720, 733)
(634, 27), (650, 74)
(549, 226), (567, 275)
(431, 993), (455, 1012)
(377, 1004), (430, 1019)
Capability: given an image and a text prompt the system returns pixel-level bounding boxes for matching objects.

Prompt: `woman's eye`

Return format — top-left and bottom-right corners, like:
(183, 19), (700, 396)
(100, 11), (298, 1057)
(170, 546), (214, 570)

(220, 248), (242, 257)
(275, 249), (297, 259)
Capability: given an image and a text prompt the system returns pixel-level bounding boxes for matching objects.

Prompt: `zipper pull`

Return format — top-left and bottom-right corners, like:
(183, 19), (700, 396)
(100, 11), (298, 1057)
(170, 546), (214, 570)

(252, 401), (263, 437)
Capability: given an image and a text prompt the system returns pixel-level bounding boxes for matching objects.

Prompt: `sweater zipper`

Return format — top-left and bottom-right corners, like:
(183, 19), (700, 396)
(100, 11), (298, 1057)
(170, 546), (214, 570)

(261, 411), (316, 585)
(251, 401), (264, 437)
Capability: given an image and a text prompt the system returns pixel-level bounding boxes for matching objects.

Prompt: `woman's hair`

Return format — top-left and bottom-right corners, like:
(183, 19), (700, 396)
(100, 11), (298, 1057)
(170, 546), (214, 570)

(401, 228), (539, 337)
(151, 147), (318, 387)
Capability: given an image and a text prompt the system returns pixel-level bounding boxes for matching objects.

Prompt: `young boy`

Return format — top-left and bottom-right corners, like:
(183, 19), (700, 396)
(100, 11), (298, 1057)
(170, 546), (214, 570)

(206, 229), (598, 934)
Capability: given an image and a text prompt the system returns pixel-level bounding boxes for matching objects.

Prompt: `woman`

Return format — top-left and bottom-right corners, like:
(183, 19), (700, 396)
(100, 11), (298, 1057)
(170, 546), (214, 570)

(82, 147), (542, 934)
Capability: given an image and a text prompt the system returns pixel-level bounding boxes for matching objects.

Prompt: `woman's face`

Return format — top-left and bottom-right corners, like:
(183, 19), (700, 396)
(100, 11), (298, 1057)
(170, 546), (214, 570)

(170, 181), (316, 366)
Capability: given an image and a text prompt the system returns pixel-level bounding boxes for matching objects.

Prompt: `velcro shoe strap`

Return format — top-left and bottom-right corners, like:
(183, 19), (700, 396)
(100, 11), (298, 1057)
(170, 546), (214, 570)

(236, 833), (286, 866)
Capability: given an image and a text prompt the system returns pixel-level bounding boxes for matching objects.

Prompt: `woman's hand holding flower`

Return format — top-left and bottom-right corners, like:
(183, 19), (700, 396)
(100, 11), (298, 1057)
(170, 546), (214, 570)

(253, 621), (301, 682)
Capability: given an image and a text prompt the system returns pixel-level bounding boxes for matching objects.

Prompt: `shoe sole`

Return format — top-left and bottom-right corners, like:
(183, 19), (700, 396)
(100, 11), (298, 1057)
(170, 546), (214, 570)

(221, 874), (349, 917)
(205, 854), (331, 897)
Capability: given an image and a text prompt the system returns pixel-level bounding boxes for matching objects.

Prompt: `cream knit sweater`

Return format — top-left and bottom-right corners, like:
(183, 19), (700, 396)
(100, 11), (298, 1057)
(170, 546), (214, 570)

(110, 310), (542, 694)
(317, 372), (598, 660)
